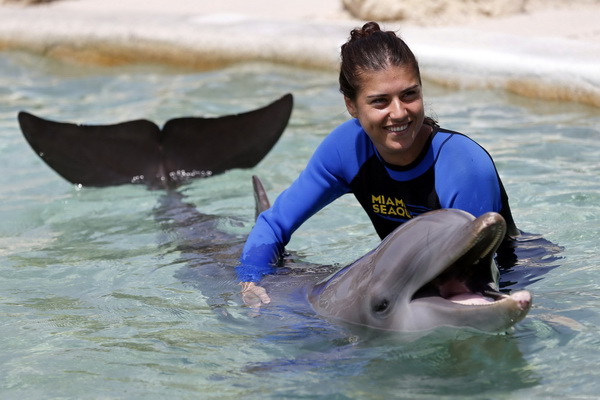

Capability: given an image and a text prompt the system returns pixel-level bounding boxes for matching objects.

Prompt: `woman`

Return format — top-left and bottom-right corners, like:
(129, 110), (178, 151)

(237, 22), (518, 308)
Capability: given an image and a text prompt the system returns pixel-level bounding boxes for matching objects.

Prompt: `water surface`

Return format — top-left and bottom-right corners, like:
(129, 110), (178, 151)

(1, 52), (599, 399)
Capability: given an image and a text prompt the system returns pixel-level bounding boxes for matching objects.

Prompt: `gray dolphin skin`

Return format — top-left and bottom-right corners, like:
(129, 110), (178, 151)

(17, 93), (293, 189)
(306, 208), (532, 333)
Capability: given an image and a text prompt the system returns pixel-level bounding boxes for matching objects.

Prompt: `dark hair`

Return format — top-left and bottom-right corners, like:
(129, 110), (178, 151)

(339, 21), (421, 100)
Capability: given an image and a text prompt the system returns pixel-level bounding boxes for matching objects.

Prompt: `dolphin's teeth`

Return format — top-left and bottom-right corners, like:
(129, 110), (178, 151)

(482, 289), (508, 301)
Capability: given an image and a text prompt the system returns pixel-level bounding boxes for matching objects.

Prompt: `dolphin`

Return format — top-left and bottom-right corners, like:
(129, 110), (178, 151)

(305, 208), (532, 333)
(253, 175), (532, 333)
(17, 93), (293, 189)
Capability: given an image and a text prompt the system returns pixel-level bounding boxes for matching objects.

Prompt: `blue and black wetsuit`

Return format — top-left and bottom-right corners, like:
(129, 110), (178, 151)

(237, 119), (517, 282)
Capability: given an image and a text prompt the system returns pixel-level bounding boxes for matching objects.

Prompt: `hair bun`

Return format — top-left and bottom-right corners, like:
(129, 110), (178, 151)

(349, 21), (382, 41)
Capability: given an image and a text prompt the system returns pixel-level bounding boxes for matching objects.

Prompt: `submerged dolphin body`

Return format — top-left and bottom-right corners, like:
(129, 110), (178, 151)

(306, 209), (532, 333)
(254, 176), (532, 333)
(17, 94), (293, 189)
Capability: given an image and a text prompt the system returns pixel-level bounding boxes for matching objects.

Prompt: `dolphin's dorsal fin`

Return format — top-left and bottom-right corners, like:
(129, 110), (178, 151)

(252, 175), (271, 221)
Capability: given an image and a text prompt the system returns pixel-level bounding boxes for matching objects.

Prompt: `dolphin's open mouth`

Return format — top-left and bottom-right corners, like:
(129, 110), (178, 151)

(412, 216), (507, 306)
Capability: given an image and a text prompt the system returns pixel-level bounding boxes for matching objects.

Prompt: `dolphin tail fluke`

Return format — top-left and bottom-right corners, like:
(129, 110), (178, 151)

(18, 93), (293, 189)
(18, 112), (163, 187)
(252, 175), (271, 220)
(160, 94), (293, 184)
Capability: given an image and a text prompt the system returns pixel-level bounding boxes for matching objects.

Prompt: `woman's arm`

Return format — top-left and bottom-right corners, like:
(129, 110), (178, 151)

(236, 122), (363, 305)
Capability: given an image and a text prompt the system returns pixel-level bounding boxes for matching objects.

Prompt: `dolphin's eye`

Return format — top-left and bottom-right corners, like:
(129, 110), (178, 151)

(373, 299), (389, 313)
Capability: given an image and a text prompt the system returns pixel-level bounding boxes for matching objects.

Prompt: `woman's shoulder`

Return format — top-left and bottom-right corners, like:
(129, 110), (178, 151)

(310, 119), (374, 180)
(433, 127), (490, 156)
(318, 119), (371, 154)
(433, 127), (497, 172)
(328, 118), (365, 139)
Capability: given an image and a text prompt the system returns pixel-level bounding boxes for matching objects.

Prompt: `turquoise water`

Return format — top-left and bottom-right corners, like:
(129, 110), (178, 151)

(1, 51), (600, 399)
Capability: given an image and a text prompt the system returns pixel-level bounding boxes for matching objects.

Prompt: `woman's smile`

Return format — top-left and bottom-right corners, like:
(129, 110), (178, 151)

(385, 121), (411, 134)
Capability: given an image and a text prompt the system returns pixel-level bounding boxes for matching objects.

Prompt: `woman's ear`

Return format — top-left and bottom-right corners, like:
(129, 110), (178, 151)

(344, 96), (357, 118)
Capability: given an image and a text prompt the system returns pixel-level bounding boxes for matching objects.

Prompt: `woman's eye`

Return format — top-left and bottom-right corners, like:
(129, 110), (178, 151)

(370, 98), (387, 106)
(403, 90), (419, 101)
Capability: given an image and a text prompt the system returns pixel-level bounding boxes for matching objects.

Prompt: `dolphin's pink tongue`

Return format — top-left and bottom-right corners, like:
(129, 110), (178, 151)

(438, 279), (494, 305)
(447, 293), (493, 305)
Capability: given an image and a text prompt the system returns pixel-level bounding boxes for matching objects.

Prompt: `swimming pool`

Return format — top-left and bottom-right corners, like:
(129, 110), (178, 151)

(1, 51), (599, 399)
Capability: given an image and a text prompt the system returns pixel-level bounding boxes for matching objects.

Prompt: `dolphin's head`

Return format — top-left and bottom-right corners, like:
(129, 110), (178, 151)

(308, 209), (532, 333)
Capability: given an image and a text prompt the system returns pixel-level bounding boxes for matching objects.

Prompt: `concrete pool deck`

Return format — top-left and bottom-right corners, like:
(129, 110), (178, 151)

(0, 0), (599, 107)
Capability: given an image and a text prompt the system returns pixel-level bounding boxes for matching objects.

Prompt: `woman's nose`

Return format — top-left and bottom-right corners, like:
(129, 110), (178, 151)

(389, 98), (406, 119)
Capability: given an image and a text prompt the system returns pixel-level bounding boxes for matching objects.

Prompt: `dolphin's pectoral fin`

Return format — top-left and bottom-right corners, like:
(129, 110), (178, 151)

(18, 93), (293, 188)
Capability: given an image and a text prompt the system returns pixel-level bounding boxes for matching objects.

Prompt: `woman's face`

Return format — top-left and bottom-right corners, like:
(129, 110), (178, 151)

(345, 64), (429, 166)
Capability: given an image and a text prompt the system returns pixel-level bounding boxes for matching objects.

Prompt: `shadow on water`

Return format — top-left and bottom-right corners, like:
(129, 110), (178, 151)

(497, 231), (564, 291)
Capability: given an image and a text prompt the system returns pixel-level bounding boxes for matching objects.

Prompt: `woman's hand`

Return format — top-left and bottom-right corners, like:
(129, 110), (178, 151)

(240, 282), (271, 312)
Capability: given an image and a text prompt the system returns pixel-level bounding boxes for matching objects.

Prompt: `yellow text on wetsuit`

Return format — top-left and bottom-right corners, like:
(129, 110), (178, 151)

(371, 194), (413, 219)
